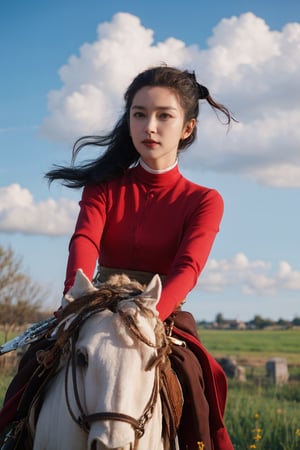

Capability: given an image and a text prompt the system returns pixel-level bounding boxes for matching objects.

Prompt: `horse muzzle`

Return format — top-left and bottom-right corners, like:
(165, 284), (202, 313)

(88, 422), (135, 450)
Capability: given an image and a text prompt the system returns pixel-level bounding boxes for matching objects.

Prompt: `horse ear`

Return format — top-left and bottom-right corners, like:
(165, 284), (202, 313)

(65, 269), (97, 301)
(140, 274), (162, 309)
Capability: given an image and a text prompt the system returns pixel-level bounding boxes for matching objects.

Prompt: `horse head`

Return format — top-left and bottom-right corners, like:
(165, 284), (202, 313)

(33, 270), (169, 450)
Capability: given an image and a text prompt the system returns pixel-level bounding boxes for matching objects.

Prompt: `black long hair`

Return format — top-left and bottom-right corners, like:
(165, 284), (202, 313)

(45, 66), (234, 188)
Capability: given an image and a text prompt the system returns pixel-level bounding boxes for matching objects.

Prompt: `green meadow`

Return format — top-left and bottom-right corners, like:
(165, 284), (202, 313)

(198, 328), (300, 364)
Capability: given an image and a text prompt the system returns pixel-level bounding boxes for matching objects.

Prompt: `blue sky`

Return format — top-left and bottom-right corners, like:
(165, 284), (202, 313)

(1, 0), (300, 321)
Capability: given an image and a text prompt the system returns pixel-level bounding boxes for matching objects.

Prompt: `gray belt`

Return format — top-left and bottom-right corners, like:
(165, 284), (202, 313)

(93, 265), (167, 286)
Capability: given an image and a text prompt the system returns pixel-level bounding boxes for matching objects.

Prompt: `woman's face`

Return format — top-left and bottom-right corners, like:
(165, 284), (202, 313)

(129, 86), (195, 170)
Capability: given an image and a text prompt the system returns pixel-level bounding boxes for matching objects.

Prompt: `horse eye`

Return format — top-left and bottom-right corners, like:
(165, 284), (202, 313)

(76, 349), (88, 367)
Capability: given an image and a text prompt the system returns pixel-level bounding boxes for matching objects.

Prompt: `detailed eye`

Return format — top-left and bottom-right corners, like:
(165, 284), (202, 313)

(132, 111), (145, 118)
(76, 348), (88, 367)
(159, 112), (172, 120)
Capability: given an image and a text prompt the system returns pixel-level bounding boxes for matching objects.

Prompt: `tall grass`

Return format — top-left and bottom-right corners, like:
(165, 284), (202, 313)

(225, 381), (300, 449)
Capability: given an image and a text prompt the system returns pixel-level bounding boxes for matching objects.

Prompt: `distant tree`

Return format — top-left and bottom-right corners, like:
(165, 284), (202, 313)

(249, 314), (275, 329)
(292, 316), (300, 326)
(215, 312), (225, 326)
(277, 318), (292, 329)
(0, 245), (45, 341)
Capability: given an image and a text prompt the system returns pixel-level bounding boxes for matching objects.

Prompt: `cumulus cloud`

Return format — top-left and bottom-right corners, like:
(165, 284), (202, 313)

(0, 184), (78, 235)
(40, 13), (192, 143)
(198, 252), (300, 295)
(39, 12), (300, 188)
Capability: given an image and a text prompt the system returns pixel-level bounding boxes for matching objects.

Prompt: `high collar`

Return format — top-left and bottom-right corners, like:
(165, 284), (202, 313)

(139, 158), (178, 174)
(131, 162), (182, 187)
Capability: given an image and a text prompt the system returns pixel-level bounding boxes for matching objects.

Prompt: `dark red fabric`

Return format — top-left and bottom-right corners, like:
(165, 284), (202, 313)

(0, 385), (26, 432)
(172, 325), (233, 450)
(170, 344), (212, 449)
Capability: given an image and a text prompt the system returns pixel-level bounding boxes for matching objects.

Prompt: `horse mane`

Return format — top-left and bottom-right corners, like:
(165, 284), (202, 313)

(60, 278), (144, 320)
(37, 276), (158, 370)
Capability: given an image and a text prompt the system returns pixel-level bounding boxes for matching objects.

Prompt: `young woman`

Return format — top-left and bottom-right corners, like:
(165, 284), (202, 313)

(0, 66), (234, 449)
(49, 66), (229, 320)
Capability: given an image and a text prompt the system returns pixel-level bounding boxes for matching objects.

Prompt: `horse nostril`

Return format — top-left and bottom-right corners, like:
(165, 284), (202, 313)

(76, 348), (88, 367)
(90, 439), (99, 450)
(90, 440), (112, 450)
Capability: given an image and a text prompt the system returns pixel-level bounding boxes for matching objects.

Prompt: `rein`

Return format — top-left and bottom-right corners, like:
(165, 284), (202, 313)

(63, 303), (165, 448)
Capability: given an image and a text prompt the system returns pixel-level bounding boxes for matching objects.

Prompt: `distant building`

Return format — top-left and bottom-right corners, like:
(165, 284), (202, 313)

(212, 319), (246, 330)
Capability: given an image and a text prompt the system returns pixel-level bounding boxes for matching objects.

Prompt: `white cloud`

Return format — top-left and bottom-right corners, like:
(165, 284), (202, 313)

(198, 252), (300, 295)
(40, 13), (192, 143)
(0, 184), (78, 235)
(40, 12), (300, 188)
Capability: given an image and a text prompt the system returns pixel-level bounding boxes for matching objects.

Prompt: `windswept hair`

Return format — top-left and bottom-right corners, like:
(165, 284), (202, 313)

(46, 65), (235, 188)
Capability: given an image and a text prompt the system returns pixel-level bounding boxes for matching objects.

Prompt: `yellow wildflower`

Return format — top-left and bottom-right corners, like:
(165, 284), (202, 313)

(253, 434), (262, 441)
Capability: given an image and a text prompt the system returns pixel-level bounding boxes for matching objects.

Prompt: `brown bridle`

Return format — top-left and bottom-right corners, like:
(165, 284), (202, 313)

(64, 307), (166, 448)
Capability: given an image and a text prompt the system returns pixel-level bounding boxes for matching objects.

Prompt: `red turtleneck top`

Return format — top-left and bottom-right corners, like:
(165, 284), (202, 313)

(64, 163), (224, 320)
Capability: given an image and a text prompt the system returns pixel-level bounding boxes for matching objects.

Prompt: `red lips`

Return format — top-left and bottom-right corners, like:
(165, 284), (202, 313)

(142, 139), (159, 147)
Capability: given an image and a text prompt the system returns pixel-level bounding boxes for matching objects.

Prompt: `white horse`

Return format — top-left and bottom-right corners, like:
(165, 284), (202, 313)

(31, 270), (179, 450)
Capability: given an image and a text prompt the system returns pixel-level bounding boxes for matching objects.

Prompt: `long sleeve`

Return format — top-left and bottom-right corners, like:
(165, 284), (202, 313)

(156, 189), (224, 320)
(63, 184), (107, 294)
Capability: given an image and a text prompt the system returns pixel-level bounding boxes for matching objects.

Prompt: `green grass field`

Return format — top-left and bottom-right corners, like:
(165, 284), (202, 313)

(198, 327), (300, 365)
